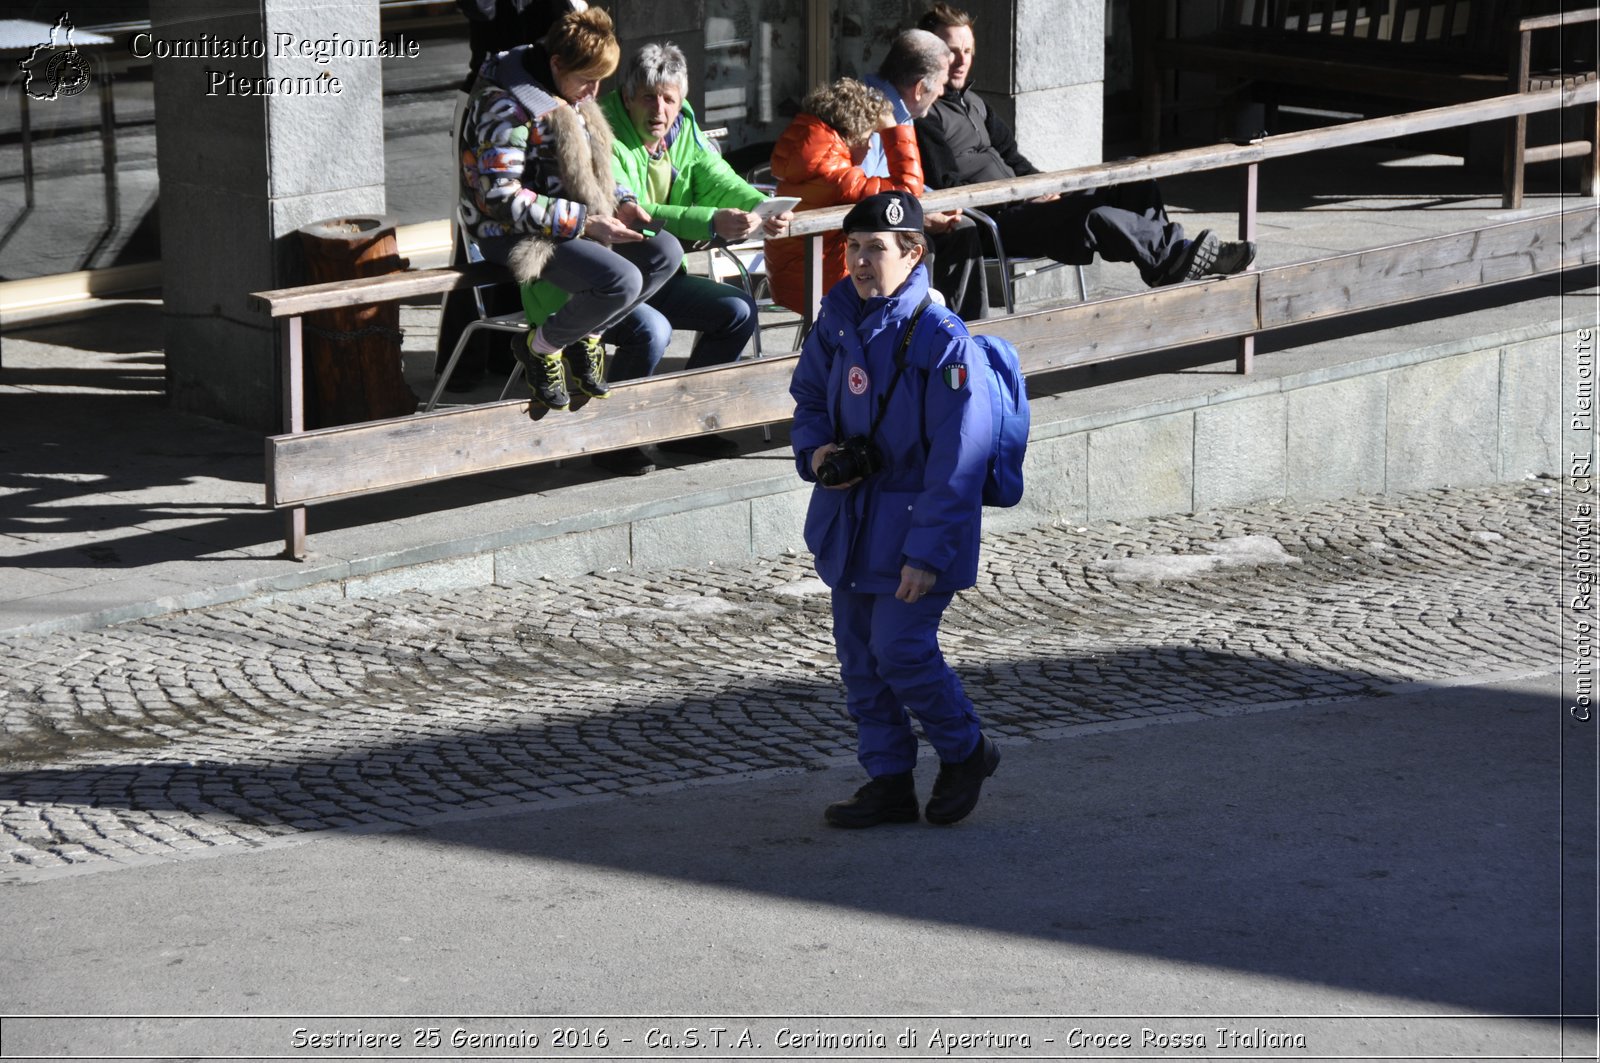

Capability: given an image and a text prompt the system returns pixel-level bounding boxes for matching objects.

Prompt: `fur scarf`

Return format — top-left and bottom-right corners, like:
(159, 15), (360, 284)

(506, 98), (620, 285)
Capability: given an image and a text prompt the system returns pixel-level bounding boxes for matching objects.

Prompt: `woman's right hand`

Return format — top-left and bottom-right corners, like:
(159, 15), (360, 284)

(584, 214), (645, 245)
(811, 443), (860, 489)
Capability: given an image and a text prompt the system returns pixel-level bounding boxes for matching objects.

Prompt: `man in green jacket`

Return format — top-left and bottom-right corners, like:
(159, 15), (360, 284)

(599, 42), (793, 457)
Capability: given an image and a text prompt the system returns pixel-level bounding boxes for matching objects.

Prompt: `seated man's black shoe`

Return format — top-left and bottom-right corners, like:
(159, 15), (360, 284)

(593, 446), (655, 476)
(1207, 238), (1257, 276)
(824, 772), (919, 828)
(1154, 229), (1219, 286)
(658, 433), (740, 458)
(924, 736), (1001, 826)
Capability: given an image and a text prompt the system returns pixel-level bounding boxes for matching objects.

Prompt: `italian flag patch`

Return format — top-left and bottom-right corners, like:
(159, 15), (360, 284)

(942, 364), (968, 390)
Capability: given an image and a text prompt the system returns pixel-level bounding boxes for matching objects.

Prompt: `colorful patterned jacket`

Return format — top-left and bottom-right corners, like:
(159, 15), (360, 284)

(457, 45), (635, 318)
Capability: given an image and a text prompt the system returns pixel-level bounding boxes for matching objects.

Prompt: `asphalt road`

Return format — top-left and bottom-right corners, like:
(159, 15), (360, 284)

(0, 480), (1594, 1059)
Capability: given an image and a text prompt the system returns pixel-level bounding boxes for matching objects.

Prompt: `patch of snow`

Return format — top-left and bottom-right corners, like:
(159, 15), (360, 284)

(1091, 535), (1300, 582)
(774, 578), (831, 598)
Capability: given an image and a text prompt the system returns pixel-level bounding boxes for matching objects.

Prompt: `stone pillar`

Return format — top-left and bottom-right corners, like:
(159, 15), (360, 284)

(965, 0), (1104, 171)
(150, 0), (386, 431)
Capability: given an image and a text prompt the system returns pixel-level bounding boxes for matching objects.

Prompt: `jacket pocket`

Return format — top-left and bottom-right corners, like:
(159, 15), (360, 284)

(858, 489), (919, 580)
(803, 489), (847, 584)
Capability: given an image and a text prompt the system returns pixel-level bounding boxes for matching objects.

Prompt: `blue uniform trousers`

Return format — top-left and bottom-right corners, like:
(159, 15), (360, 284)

(830, 587), (982, 777)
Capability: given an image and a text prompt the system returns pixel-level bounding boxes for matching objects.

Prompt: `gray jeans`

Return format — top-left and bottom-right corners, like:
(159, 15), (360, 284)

(537, 231), (683, 349)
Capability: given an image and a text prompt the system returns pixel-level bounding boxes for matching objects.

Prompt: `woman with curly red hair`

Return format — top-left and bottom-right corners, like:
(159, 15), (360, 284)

(762, 78), (925, 314)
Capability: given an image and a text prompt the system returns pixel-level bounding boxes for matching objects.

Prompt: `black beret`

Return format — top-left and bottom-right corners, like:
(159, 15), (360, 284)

(842, 191), (924, 234)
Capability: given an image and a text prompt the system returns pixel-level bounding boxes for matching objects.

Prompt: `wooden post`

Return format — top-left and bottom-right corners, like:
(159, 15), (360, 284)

(296, 216), (417, 428)
(1504, 29), (1531, 209)
(280, 316), (307, 561)
(1237, 160), (1259, 374)
(804, 234), (825, 334)
(806, 0), (832, 90)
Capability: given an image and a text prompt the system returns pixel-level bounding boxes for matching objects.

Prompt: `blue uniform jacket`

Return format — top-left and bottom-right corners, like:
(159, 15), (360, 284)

(790, 266), (995, 594)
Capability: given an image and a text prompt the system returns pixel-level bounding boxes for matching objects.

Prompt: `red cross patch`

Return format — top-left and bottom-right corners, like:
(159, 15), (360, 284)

(848, 365), (869, 395)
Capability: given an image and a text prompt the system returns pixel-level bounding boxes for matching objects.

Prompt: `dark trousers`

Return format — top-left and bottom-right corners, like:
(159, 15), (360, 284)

(926, 215), (990, 322)
(992, 179), (1186, 287)
(644, 271), (759, 370)
(537, 231), (683, 349)
(831, 588), (981, 778)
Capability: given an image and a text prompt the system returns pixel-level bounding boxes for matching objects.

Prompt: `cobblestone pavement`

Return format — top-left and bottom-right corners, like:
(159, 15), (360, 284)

(0, 482), (1563, 882)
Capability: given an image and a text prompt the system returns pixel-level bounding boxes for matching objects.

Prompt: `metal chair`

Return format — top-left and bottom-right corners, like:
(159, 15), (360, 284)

(964, 206), (1089, 314)
(705, 235), (811, 359)
(424, 216), (528, 413)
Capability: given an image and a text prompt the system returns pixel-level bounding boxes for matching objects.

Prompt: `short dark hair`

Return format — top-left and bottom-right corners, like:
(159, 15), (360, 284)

(916, 2), (975, 33)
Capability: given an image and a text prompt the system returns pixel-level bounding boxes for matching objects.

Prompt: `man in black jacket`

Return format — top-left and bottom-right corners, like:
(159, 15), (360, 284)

(913, 3), (1254, 289)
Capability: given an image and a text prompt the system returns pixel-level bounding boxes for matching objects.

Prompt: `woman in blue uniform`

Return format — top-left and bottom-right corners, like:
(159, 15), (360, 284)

(790, 191), (1001, 828)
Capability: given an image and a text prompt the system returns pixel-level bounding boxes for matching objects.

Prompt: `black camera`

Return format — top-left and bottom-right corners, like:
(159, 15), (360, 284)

(816, 435), (882, 486)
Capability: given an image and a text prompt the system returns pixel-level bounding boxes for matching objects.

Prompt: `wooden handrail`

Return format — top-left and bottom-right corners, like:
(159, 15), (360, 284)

(1519, 8), (1600, 33)
(249, 82), (1596, 317)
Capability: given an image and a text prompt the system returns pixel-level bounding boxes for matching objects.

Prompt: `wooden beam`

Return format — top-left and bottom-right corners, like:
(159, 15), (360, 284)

(1258, 206), (1598, 329)
(251, 262), (509, 318)
(1519, 9), (1600, 33)
(970, 276), (1259, 373)
(265, 206), (1597, 510)
(268, 356), (805, 507)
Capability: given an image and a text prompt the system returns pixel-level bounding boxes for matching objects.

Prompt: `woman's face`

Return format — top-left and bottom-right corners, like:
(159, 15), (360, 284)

(550, 56), (602, 104)
(846, 230), (922, 301)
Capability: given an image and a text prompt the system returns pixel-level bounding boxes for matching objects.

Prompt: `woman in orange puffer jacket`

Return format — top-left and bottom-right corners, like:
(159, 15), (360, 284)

(764, 78), (925, 314)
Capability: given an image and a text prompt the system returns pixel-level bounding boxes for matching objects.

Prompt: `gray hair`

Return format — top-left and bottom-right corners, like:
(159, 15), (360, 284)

(620, 41), (689, 99)
(876, 28), (952, 95)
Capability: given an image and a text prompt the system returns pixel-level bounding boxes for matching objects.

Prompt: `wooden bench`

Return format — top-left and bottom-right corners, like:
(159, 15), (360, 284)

(1138, 1), (1598, 206)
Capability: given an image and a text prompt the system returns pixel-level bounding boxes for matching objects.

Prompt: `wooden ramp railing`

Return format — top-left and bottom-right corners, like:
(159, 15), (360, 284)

(251, 82), (1599, 559)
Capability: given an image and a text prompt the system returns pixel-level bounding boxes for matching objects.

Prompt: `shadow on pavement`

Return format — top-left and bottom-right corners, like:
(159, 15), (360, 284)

(3, 654), (1591, 1016)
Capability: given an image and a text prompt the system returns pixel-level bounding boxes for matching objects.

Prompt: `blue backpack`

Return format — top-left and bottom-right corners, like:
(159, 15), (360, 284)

(972, 334), (1030, 507)
(897, 305), (1031, 508)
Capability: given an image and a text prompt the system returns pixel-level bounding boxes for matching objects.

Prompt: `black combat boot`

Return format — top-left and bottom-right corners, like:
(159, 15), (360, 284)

(924, 735), (1001, 825)
(824, 772), (919, 828)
